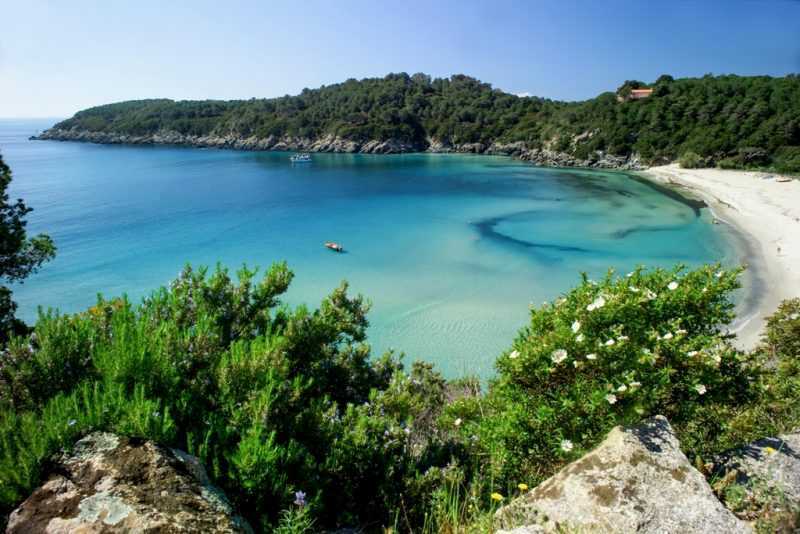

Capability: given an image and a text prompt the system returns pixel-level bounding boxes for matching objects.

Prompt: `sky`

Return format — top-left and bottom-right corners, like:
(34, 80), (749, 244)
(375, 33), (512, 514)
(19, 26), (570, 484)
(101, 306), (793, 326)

(1, 0), (799, 118)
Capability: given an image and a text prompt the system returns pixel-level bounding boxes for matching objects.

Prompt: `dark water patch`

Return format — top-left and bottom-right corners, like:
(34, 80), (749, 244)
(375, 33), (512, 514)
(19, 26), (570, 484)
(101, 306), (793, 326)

(473, 211), (594, 256)
(612, 224), (682, 239)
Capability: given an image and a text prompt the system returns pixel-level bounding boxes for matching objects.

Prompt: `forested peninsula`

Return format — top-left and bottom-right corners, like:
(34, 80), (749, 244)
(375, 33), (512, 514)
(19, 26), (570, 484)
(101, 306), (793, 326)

(36, 73), (800, 172)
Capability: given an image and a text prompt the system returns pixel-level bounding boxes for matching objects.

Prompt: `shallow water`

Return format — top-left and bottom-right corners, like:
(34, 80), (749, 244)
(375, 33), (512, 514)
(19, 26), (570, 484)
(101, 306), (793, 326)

(0, 119), (740, 378)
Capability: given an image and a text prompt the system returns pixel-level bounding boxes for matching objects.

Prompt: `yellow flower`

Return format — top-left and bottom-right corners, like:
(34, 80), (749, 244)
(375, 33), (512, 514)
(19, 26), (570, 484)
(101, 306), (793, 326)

(517, 483), (529, 491)
(764, 446), (777, 455)
(491, 492), (504, 502)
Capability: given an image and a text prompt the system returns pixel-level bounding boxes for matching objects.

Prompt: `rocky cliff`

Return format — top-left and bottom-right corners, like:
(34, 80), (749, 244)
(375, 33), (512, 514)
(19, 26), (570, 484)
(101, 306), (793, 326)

(33, 128), (646, 170)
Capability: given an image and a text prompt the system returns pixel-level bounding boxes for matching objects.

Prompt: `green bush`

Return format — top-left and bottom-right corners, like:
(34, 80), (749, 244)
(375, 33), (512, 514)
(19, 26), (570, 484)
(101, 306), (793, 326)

(761, 298), (800, 360)
(467, 265), (762, 485)
(679, 151), (704, 169)
(0, 263), (468, 531)
(773, 146), (800, 175)
(2, 262), (799, 532)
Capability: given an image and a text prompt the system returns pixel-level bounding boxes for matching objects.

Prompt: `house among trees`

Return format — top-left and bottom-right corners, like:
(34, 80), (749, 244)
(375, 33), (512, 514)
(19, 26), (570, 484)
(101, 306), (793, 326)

(617, 87), (654, 102)
(629, 88), (653, 99)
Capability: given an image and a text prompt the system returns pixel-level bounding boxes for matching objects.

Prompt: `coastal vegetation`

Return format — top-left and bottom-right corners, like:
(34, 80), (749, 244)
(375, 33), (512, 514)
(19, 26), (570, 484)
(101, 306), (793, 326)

(44, 72), (800, 172)
(1, 256), (799, 532)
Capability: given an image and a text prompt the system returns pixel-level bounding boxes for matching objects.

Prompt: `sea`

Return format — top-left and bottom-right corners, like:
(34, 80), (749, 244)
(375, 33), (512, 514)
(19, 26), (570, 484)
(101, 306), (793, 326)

(0, 119), (741, 378)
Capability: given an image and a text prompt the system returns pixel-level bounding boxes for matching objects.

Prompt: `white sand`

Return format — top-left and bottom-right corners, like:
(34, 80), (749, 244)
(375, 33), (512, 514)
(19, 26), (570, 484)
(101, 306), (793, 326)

(643, 164), (800, 349)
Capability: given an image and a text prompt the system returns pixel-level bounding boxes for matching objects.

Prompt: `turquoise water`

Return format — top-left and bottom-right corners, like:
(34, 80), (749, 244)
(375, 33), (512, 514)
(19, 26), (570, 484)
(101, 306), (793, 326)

(0, 119), (739, 378)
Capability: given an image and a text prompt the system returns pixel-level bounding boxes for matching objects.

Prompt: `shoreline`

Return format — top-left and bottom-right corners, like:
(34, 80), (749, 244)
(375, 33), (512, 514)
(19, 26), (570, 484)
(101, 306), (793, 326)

(641, 164), (800, 349)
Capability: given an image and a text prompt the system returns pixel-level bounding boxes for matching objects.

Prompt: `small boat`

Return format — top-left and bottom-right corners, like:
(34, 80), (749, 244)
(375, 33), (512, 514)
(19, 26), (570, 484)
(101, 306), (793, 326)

(325, 242), (344, 252)
(290, 153), (312, 163)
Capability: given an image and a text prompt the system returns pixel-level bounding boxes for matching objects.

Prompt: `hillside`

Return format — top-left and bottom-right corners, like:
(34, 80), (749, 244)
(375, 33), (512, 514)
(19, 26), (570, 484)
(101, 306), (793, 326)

(37, 73), (800, 172)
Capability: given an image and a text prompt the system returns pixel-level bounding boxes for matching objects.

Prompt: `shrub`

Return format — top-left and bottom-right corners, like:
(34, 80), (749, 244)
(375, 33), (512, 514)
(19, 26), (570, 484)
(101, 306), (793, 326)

(761, 298), (800, 360)
(679, 151), (704, 168)
(469, 264), (762, 484)
(0, 263), (463, 531)
(773, 146), (800, 175)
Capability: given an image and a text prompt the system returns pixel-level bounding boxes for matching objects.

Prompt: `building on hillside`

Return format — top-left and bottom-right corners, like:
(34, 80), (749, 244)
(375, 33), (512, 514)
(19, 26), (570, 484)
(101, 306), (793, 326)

(618, 88), (654, 102)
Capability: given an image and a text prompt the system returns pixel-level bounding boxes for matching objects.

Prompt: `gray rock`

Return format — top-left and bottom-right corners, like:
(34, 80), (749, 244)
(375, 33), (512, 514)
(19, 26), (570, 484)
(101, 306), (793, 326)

(495, 416), (751, 534)
(6, 432), (252, 533)
(713, 432), (800, 501)
(33, 129), (647, 169)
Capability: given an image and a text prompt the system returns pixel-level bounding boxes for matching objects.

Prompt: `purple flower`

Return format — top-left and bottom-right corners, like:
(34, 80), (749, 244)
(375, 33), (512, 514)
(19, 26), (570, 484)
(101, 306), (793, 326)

(294, 490), (307, 507)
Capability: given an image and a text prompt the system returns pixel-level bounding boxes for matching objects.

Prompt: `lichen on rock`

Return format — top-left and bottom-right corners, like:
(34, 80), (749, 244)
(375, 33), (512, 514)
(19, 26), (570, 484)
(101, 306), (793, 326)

(6, 432), (252, 533)
(495, 416), (751, 533)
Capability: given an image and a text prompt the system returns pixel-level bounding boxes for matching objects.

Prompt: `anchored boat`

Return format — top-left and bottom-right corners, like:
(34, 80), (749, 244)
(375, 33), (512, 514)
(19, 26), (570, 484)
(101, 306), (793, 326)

(325, 242), (344, 252)
(290, 153), (312, 163)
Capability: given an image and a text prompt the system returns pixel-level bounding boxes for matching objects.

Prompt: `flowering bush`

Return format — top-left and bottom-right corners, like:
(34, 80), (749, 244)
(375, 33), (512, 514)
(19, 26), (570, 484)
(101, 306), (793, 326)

(471, 264), (761, 482)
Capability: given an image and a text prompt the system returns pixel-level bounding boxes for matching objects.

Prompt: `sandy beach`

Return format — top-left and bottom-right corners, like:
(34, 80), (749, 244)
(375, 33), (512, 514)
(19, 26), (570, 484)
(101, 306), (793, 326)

(643, 164), (800, 349)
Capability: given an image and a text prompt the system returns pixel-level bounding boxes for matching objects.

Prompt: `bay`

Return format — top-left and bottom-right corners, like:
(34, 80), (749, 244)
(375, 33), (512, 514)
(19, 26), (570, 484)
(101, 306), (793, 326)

(0, 119), (738, 378)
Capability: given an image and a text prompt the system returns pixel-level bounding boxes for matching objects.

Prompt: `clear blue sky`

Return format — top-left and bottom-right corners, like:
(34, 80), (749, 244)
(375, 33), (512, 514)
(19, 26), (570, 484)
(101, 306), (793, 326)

(2, 0), (799, 118)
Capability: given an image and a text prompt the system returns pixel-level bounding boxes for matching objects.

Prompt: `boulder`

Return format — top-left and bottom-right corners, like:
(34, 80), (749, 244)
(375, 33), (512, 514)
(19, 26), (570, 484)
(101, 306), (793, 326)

(713, 431), (800, 501)
(6, 432), (251, 533)
(495, 416), (750, 533)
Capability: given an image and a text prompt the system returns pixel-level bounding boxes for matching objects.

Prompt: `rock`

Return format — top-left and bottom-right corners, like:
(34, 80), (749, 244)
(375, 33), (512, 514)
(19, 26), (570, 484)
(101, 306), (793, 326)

(33, 128), (648, 169)
(713, 432), (800, 501)
(6, 432), (251, 533)
(495, 416), (750, 534)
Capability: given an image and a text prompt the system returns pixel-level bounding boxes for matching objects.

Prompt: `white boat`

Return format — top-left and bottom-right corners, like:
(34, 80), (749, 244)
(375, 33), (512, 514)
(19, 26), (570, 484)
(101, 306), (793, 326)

(290, 153), (312, 163)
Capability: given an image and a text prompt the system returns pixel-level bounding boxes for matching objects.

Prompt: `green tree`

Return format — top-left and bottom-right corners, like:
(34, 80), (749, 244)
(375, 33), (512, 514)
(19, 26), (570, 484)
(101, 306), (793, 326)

(0, 153), (55, 340)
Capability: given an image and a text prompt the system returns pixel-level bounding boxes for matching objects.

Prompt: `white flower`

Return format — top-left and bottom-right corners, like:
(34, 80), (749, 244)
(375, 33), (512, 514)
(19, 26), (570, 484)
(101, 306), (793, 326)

(629, 381), (642, 389)
(560, 439), (574, 452)
(687, 350), (699, 357)
(645, 289), (657, 300)
(642, 348), (651, 354)
(454, 418), (462, 427)
(676, 329), (687, 335)
(509, 350), (520, 359)
(551, 349), (568, 364)
(572, 320), (581, 333)
(702, 287), (708, 293)
(585, 353), (597, 360)
(668, 281), (679, 291)
(629, 286), (640, 293)
(618, 335), (629, 342)
(576, 333), (585, 343)
(616, 384), (628, 393)
(572, 360), (583, 369)
(662, 332), (674, 340)
(789, 313), (799, 320)
(694, 384), (707, 395)
(604, 339), (615, 346)
(626, 271), (635, 278)
(605, 394), (618, 405)
(716, 271), (724, 278)
(587, 296), (606, 311)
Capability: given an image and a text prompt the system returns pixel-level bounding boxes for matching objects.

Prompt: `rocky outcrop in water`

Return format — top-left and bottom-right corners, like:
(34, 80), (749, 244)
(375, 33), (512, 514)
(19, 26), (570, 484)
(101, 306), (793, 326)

(34, 129), (646, 169)
(494, 416), (750, 533)
(6, 432), (251, 533)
